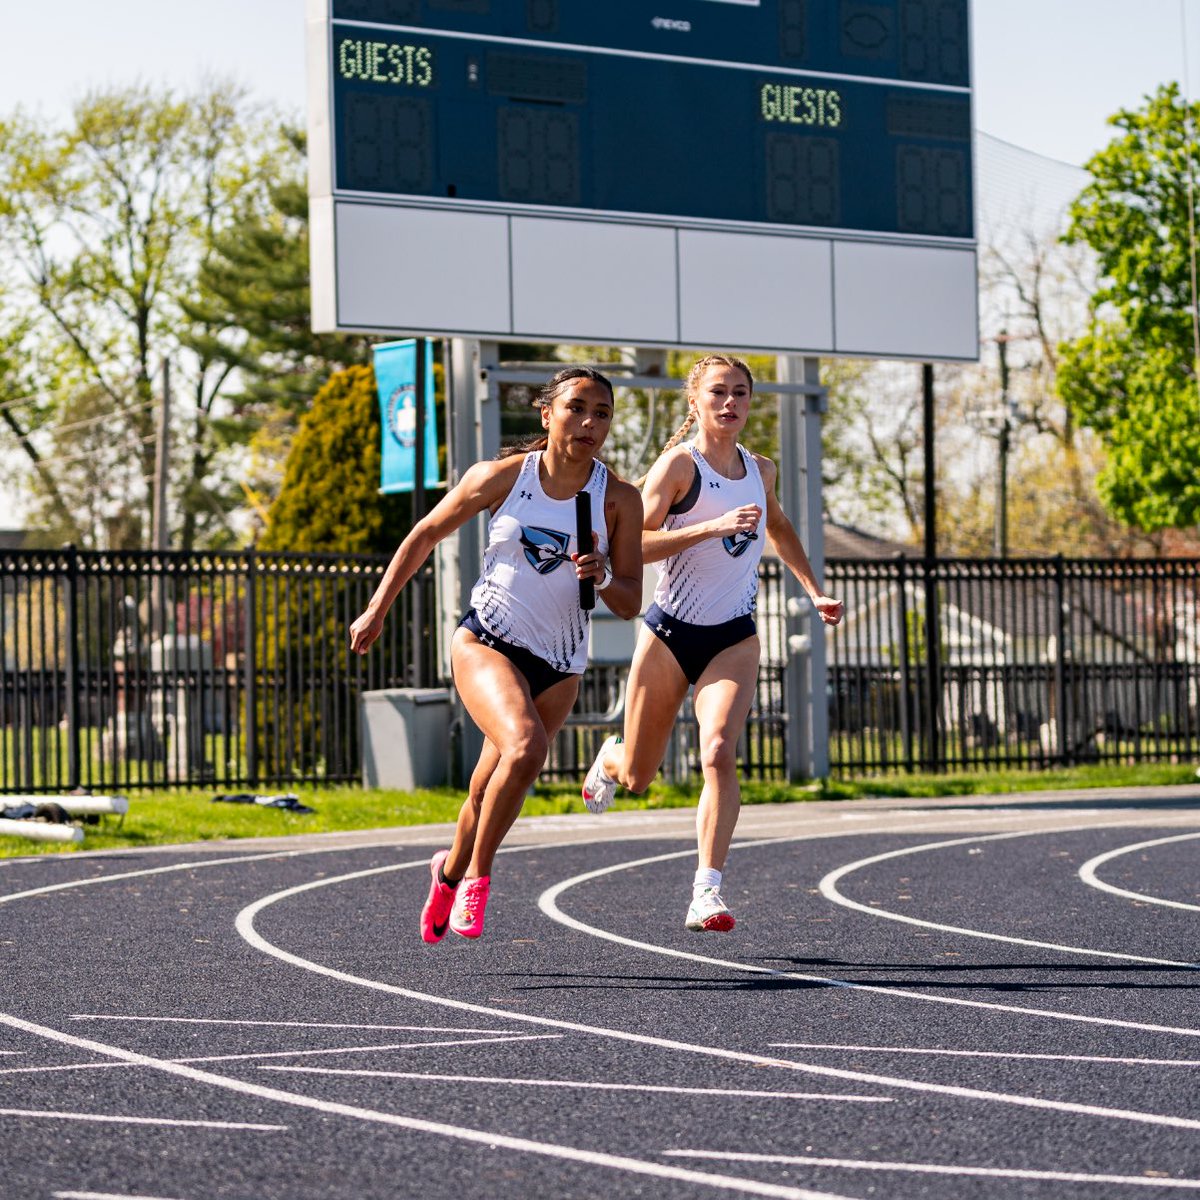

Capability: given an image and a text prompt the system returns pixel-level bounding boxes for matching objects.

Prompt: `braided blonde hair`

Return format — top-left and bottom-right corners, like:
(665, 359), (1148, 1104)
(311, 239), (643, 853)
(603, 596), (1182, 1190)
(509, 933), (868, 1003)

(634, 354), (754, 486)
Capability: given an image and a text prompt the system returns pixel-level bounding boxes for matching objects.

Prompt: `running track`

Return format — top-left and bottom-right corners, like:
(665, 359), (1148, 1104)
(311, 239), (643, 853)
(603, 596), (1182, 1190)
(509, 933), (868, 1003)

(3, 786), (1200, 1200)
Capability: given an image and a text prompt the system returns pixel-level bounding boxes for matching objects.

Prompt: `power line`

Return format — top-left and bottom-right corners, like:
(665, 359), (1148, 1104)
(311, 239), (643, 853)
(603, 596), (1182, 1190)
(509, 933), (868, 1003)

(26, 399), (158, 439)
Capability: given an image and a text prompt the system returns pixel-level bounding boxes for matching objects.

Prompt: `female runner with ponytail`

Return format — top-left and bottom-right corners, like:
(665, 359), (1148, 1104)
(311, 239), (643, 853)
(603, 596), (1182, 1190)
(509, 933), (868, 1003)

(582, 354), (843, 932)
(351, 367), (643, 941)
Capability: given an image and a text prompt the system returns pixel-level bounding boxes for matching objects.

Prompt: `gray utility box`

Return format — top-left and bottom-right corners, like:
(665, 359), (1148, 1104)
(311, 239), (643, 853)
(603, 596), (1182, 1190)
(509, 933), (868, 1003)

(360, 688), (452, 790)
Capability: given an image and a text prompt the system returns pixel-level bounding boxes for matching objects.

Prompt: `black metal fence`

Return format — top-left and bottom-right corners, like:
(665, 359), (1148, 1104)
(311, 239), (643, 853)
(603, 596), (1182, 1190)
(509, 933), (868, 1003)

(0, 547), (435, 792)
(4, 548), (1198, 791)
(825, 555), (1200, 775)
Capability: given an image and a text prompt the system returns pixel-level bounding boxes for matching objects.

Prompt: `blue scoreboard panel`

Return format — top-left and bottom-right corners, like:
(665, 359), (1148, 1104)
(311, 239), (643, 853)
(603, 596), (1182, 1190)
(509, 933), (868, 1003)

(328, 0), (972, 239)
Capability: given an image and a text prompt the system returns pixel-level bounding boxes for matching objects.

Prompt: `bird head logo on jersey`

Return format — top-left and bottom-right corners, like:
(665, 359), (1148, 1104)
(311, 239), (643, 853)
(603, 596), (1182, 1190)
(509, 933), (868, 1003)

(722, 531), (759, 558)
(520, 526), (572, 574)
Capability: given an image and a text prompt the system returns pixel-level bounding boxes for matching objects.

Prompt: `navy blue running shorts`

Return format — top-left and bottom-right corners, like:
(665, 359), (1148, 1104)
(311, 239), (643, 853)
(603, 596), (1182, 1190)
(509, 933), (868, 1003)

(643, 602), (757, 686)
(457, 610), (577, 698)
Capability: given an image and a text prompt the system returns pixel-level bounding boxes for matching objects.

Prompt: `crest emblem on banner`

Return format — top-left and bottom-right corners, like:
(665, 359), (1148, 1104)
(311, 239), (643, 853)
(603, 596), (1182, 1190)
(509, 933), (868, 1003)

(386, 385), (417, 448)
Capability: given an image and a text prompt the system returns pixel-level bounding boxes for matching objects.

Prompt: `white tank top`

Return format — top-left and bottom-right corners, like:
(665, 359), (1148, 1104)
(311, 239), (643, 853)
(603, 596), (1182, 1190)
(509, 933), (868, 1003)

(652, 443), (766, 625)
(470, 451), (609, 674)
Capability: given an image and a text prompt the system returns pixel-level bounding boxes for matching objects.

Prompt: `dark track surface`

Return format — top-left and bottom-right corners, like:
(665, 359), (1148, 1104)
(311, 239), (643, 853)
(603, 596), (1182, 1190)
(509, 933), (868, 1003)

(4, 789), (1200, 1200)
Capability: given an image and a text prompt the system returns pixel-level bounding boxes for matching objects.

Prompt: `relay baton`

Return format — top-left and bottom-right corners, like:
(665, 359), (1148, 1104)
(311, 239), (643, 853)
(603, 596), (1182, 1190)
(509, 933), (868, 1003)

(574, 491), (596, 611)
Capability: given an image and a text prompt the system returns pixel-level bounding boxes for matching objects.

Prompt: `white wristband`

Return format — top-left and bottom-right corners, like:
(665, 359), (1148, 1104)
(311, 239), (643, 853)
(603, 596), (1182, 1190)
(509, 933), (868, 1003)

(597, 560), (613, 591)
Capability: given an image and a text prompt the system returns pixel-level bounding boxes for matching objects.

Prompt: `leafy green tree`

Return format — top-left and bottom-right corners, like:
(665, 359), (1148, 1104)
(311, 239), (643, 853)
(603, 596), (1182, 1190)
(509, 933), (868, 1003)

(260, 365), (413, 554)
(0, 84), (291, 549)
(1058, 83), (1200, 533)
(182, 129), (372, 416)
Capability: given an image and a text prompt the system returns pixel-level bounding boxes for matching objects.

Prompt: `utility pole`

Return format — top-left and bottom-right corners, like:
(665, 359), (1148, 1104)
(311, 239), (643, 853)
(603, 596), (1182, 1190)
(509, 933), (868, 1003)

(922, 363), (936, 560)
(995, 332), (1011, 558)
(153, 358), (170, 551)
(921, 363), (940, 770)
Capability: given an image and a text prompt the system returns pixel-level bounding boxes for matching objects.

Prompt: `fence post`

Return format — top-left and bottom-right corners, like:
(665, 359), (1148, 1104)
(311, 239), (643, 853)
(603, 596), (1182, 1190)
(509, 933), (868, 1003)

(1054, 553), (1068, 766)
(896, 554), (914, 773)
(923, 556), (941, 771)
(63, 544), (81, 791)
(244, 549), (258, 786)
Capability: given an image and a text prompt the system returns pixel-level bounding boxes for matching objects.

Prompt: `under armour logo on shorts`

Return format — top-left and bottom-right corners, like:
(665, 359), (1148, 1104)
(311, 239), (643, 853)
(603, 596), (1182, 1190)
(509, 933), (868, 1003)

(655, 623), (672, 638)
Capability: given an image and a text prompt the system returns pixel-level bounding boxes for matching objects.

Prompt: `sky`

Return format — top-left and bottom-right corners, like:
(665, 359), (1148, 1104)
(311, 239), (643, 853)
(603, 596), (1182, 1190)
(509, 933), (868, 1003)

(0, 1), (1193, 527)
(1, 0), (1197, 167)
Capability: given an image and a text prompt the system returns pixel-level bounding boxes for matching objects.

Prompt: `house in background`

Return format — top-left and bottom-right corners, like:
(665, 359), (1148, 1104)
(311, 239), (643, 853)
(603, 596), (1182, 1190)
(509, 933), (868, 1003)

(825, 544), (1200, 764)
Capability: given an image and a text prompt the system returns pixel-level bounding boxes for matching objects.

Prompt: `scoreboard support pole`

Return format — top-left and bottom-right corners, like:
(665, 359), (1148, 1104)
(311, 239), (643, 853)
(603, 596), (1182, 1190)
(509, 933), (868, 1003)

(438, 337), (501, 785)
(776, 356), (830, 781)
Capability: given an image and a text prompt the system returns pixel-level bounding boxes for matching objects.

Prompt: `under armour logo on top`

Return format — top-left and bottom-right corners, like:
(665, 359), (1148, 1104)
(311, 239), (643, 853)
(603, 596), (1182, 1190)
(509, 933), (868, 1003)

(519, 489), (533, 500)
(707, 480), (721, 489)
(655, 623), (672, 638)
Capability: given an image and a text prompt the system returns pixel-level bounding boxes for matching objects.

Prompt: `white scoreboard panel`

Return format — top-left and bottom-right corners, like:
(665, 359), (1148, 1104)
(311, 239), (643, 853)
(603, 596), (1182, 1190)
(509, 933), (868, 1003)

(307, 0), (979, 361)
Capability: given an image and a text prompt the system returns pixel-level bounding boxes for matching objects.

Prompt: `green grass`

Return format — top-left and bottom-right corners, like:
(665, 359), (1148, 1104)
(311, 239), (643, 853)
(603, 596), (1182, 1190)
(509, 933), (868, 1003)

(2, 760), (1197, 858)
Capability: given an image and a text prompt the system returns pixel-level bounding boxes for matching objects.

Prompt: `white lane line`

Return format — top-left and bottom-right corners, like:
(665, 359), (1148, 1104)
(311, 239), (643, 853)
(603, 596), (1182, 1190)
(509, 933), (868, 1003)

(769, 1044), (1200, 1067)
(172, 1034), (562, 1064)
(70, 1015), (515, 1034)
(55, 1193), (184, 1200)
(1080, 832), (1200, 913)
(0, 848), (314, 906)
(0, 1034), (562, 1077)
(537, 841), (1200, 1039)
(0, 1012), (855, 1200)
(664, 1150), (1200, 1189)
(0, 1106), (283, 1131)
(257, 1066), (891, 1102)
(237, 857), (1200, 1131)
(818, 828), (1200, 967)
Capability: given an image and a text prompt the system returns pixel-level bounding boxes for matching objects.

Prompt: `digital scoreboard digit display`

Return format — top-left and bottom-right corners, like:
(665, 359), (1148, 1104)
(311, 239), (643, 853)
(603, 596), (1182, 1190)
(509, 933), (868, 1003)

(326, 0), (972, 239)
(308, 0), (979, 360)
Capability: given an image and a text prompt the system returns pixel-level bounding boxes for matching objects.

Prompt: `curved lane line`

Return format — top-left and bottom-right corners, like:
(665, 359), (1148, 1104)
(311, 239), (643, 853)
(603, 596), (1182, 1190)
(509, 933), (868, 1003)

(665, 1149), (1200, 1190)
(818, 827), (1200, 968)
(0, 848), (315, 907)
(235, 850), (1200, 1130)
(1080, 832), (1200, 913)
(0, 1011), (853, 1200)
(537, 841), (1200, 1040)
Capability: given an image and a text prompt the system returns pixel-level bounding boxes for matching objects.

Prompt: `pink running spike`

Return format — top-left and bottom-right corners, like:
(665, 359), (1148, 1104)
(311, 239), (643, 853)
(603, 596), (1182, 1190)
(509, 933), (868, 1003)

(420, 850), (459, 944)
(449, 875), (491, 939)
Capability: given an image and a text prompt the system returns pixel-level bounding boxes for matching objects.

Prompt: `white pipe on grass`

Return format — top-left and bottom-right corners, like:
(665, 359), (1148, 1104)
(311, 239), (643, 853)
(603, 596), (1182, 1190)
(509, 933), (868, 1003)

(0, 819), (83, 844)
(1, 795), (128, 816)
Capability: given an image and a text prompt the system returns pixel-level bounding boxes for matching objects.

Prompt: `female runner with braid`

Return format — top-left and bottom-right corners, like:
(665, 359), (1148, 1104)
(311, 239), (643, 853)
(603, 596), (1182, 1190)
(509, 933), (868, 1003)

(351, 367), (643, 941)
(582, 354), (843, 932)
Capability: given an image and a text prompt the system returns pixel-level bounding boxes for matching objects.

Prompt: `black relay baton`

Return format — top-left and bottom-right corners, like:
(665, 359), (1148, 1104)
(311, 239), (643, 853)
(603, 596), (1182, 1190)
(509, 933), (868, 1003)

(574, 490), (595, 611)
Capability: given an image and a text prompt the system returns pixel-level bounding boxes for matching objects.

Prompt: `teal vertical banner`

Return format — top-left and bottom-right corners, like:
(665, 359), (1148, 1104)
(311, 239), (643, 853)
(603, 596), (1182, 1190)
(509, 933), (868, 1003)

(374, 339), (439, 493)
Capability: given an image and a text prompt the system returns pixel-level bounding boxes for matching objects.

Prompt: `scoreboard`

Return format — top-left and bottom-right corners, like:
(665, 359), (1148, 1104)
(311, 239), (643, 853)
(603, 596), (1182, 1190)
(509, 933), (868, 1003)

(307, 0), (979, 360)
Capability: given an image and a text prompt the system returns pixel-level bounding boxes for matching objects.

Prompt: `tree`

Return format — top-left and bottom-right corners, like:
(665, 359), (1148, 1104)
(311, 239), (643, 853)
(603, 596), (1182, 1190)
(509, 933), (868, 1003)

(180, 128), (376, 539)
(260, 365), (411, 554)
(1058, 83), (1200, 534)
(821, 357), (927, 541)
(0, 84), (292, 549)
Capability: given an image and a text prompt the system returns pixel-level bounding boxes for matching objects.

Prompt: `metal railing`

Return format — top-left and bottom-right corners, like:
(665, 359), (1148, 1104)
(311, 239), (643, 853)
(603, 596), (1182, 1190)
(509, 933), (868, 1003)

(0, 547), (435, 792)
(5, 547), (1197, 791)
(825, 555), (1200, 775)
